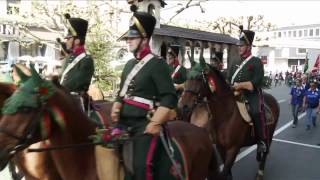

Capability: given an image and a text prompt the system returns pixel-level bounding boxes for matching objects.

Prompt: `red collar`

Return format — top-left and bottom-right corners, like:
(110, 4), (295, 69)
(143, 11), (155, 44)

(73, 45), (86, 56)
(169, 58), (180, 67)
(137, 46), (152, 60)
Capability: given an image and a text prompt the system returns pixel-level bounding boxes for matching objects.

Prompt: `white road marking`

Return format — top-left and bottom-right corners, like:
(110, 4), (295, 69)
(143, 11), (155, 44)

(273, 138), (320, 149)
(277, 99), (287, 103)
(235, 112), (306, 162)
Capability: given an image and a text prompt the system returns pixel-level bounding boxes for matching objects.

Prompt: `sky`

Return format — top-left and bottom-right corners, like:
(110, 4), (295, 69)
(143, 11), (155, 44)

(160, 1), (320, 27)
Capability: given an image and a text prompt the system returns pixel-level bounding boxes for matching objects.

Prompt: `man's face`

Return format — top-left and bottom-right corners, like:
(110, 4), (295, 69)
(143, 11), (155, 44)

(166, 53), (174, 65)
(238, 45), (250, 57)
(65, 37), (74, 50)
(311, 82), (317, 89)
(126, 37), (142, 52)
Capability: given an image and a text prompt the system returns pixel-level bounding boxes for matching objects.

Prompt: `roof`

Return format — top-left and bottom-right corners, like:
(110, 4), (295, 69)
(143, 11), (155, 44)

(153, 24), (238, 45)
(275, 24), (320, 31)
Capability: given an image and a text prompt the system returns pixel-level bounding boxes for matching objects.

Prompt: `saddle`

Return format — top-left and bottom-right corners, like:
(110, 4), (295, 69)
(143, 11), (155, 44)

(234, 91), (274, 126)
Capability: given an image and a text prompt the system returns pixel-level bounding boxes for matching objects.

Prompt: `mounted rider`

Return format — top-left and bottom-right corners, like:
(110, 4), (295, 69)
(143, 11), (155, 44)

(229, 26), (268, 153)
(166, 44), (187, 96)
(111, 6), (178, 180)
(59, 14), (94, 111)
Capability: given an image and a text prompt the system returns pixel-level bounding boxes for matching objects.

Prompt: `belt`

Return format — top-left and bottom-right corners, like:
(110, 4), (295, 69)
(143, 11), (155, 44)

(123, 96), (154, 110)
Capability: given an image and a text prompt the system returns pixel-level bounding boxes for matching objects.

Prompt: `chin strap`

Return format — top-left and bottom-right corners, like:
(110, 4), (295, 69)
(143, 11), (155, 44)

(133, 38), (143, 59)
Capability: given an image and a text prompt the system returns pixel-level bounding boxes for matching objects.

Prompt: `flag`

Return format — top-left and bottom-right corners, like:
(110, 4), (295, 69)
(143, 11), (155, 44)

(304, 55), (309, 73)
(313, 55), (320, 69)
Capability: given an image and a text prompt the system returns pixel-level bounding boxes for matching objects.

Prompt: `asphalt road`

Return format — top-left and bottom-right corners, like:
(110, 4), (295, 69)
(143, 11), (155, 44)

(0, 84), (319, 180)
(233, 85), (320, 180)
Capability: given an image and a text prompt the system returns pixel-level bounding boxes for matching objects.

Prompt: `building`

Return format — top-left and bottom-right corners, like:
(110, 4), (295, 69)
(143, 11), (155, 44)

(255, 24), (320, 73)
(125, 0), (239, 69)
(0, 0), (67, 72)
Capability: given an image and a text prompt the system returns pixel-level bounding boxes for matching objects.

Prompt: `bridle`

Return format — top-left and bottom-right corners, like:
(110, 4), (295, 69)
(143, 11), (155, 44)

(0, 94), (47, 157)
(183, 70), (213, 120)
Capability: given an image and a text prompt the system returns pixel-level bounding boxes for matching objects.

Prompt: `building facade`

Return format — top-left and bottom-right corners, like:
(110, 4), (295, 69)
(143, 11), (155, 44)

(255, 24), (320, 74)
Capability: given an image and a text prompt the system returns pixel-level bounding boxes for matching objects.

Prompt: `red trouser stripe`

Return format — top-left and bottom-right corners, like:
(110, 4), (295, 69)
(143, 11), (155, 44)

(146, 136), (159, 180)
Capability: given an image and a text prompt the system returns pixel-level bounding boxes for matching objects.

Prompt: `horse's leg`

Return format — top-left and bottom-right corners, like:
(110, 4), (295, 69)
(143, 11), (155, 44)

(256, 152), (268, 180)
(220, 147), (239, 180)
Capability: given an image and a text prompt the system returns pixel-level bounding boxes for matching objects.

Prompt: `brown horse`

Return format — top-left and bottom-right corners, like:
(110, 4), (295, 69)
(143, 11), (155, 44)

(0, 69), (217, 180)
(0, 82), (61, 180)
(179, 65), (280, 180)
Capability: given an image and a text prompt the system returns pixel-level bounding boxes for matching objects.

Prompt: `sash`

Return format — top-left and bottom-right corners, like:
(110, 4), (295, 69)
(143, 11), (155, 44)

(60, 52), (86, 84)
(119, 54), (154, 97)
(231, 55), (253, 84)
(171, 65), (181, 79)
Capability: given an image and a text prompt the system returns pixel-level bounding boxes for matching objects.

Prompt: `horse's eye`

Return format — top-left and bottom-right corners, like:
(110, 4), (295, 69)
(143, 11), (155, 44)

(19, 107), (33, 113)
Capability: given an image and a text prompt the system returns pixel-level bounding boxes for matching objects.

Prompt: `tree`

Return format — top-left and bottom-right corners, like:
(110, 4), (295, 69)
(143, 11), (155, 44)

(0, 0), (131, 92)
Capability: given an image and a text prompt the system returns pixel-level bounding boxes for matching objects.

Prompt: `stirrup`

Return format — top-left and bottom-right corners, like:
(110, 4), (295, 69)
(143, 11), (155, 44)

(257, 141), (267, 153)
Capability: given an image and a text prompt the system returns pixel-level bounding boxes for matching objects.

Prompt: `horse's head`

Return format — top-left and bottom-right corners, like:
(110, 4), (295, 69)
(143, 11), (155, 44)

(0, 66), (66, 170)
(178, 62), (232, 120)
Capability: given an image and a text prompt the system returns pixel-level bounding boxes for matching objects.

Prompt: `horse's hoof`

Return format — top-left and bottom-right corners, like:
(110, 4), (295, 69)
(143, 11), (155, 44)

(255, 173), (264, 180)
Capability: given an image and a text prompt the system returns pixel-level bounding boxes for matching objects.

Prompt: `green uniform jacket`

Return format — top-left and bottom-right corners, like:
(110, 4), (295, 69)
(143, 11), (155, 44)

(116, 56), (178, 119)
(229, 56), (264, 90)
(229, 56), (264, 120)
(169, 65), (187, 85)
(60, 54), (94, 92)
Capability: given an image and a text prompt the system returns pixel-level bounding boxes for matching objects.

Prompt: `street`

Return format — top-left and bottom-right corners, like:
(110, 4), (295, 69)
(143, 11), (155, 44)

(233, 85), (320, 180)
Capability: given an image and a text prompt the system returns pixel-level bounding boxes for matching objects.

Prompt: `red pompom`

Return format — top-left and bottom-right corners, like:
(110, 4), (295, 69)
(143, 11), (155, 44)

(39, 87), (49, 95)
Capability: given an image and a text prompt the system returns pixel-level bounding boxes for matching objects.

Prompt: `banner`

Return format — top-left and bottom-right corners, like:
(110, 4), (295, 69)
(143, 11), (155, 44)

(313, 54), (320, 69)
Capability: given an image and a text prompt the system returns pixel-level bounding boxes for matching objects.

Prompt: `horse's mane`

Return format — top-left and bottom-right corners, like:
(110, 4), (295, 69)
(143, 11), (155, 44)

(207, 65), (233, 95)
(0, 83), (16, 97)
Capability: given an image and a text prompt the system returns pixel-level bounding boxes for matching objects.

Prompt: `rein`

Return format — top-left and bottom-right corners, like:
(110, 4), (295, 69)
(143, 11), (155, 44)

(27, 133), (147, 153)
(28, 142), (103, 152)
(0, 107), (44, 155)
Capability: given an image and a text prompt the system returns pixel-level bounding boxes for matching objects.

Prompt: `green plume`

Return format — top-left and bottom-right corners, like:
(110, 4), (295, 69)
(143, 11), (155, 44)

(14, 64), (30, 83)
(2, 66), (54, 115)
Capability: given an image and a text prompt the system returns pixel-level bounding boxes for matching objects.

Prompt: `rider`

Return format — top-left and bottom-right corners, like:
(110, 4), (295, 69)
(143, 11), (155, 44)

(111, 7), (177, 180)
(166, 44), (187, 96)
(59, 14), (94, 110)
(229, 26), (268, 153)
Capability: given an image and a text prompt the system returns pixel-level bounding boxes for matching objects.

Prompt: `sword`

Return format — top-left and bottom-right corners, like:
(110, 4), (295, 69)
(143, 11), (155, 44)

(159, 127), (185, 180)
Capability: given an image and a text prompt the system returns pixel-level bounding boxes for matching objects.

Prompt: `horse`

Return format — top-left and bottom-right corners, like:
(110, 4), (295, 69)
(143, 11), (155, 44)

(0, 66), (218, 180)
(0, 82), (61, 180)
(178, 64), (280, 180)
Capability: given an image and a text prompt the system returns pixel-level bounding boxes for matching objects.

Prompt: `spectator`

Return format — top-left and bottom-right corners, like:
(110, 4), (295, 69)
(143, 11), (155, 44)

(303, 79), (320, 130)
(289, 78), (305, 128)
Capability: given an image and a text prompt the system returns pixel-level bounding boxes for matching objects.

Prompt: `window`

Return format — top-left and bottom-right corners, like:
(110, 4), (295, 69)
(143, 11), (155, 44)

(309, 29), (314, 36)
(297, 48), (307, 54)
(316, 29), (320, 36)
(304, 29), (307, 36)
(288, 31), (292, 37)
(7, 0), (20, 15)
(278, 32), (281, 38)
(273, 32), (277, 38)
(299, 30), (302, 37)
(293, 31), (296, 37)
(283, 31), (287, 37)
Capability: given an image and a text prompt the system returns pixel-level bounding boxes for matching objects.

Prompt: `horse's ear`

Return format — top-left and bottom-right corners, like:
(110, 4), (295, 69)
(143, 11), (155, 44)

(199, 47), (206, 69)
(51, 75), (61, 87)
(29, 63), (43, 82)
(13, 64), (31, 83)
